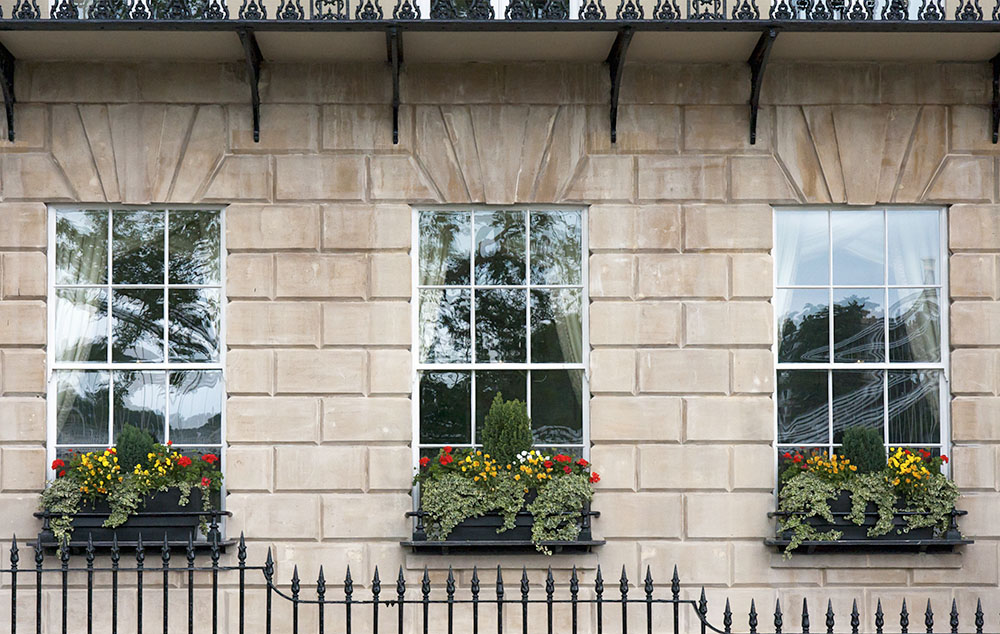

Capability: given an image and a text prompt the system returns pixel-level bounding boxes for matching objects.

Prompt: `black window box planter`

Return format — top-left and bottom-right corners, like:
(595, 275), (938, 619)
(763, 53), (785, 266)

(34, 488), (229, 550)
(401, 508), (604, 554)
(765, 491), (971, 554)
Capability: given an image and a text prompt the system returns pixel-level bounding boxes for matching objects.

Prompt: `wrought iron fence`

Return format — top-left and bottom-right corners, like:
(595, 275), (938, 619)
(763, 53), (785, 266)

(0, 532), (996, 634)
(3, 0), (1000, 22)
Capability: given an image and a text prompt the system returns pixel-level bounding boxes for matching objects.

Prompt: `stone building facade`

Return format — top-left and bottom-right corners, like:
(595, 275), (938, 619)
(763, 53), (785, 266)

(0, 54), (999, 631)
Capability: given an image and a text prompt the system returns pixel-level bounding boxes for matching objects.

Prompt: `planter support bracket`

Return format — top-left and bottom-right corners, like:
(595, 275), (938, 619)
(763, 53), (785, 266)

(606, 26), (633, 144)
(991, 51), (1000, 143)
(237, 28), (263, 143)
(748, 28), (777, 146)
(387, 26), (403, 145)
(0, 40), (15, 142)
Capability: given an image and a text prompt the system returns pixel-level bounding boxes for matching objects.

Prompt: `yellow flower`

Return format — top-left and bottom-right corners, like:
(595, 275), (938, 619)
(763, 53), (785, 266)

(473, 476), (480, 482)
(514, 474), (520, 481)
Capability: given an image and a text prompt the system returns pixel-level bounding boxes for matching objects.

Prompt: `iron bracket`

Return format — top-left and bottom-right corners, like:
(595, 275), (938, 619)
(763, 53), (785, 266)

(991, 51), (1000, 143)
(747, 28), (777, 146)
(387, 26), (403, 145)
(237, 28), (263, 143)
(606, 26), (633, 144)
(0, 40), (15, 142)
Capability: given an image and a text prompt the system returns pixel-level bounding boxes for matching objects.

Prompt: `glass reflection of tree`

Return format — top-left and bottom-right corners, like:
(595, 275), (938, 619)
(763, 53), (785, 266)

(475, 289), (526, 363)
(779, 303), (829, 363)
(109, 212), (219, 445)
(779, 288), (940, 446)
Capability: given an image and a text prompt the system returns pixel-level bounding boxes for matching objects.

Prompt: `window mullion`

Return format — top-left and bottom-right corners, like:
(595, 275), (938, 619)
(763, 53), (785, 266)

(107, 207), (115, 446)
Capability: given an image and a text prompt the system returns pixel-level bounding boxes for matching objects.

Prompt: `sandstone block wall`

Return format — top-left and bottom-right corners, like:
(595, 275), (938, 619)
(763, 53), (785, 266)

(0, 60), (998, 631)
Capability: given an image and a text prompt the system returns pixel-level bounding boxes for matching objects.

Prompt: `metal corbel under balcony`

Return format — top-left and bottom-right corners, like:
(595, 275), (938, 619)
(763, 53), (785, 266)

(748, 28), (777, 146)
(606, 26), (633, 144)
(0, 40), (15, 142)
(237, 28), (263, 143)
(387, 26), (403, 145)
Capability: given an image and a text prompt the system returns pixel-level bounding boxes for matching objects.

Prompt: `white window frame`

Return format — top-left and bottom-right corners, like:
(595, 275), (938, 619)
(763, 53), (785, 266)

(45, 204), (227, 480)
(772, 205), (950, 476)
(410, 205), (590, 471)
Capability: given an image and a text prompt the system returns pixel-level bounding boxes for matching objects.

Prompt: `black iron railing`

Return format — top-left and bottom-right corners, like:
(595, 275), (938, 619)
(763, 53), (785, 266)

(1, 532), (997, 634)
(2, 0), (1000, 22)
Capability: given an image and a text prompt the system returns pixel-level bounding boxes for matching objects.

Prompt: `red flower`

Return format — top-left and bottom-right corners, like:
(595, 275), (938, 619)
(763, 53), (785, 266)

(201, 454), (219, 465)
(942, 455), (949, 463)
(576, 459), (589, 467)
(589, 472), (600, 484)
(201, 477), (212, 487)
(166, 440), (173, 446)
(58, 470), (66, 478)
(563, 466), (573, 474)
(177, 456), (192, 467)
(554, 454), (571, 463)
(439, 454), (453, 466)
(419, 457), (431, 468)
(443, 446), (453, 454)
(543, 460), (554, 469)
(51, 459), (65, 470)
(919, 449), (931, 459)
(782, 452), (792, 460)
(792, 455), (802, 463)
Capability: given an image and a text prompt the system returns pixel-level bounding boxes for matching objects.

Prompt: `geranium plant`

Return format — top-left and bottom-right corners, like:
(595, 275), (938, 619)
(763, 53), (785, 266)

(40, 424), (223, 545)
(777, 433), (959, 556)
(414, 395), (599, 554)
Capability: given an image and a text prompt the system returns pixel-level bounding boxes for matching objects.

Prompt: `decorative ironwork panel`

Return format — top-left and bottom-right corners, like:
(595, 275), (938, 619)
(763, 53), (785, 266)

(688, 0), (725, 18)
(312, 0), (348, 18)
(505, 0), (568, 18)
(161, 0), (194, 19)
(12, 0), (40, 19)
(579, 0), (605, 18)
(430, 0), (495, 18)
(731, 0), (758, 19)
(616, 0), (643, 18)
(955, 0), (982, 18)
(393, 0), (420, 17)
(239, 0), (267, 18)
(278, 0), (305, 18)
(51, 0), (78, 19)
(355, 0), (382, 18)
(918, 0), (944, 18)
(204, 0), (229, 18)
(652, 0), (680, 17)
(880, 0), (908, 19)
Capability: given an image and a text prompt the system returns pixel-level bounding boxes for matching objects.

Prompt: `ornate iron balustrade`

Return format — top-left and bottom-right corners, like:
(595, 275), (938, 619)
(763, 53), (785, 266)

(0, 532), (994, 634)
(4, 0), (1000, 22)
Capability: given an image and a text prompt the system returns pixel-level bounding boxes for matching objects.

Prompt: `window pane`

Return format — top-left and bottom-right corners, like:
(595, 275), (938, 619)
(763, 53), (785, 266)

(776, 288), (829, 363)
(530, 288), (582, 363)
(419, 211), (470, 286)
(832, 370), (884, 443)
(888, 209), (940, 286)
(475, 210), (525, 286)
(55, 288), (108, 363)
(888, 288), (940, 362)
(530, 210), (582, 286)
(112, 210), (165, 284)
(55, 210), (107, 285)
(169, 288), (221, 362)
(113, 370), (166, 442)
(474, 370), (527, 444)
(169, 210), (220, 285)
(112, 289), (165, 362)
(832, 210), (884, 286)
(888, 370), (941, 444)
(530, 370), (584, 445)
(775, 210), (828, 286)
(419, 371), (471, 444)
(833, 288), (884, 362)
(476, 288), (527, 363)
(169, 370), (223, 444)
(418, 289), (470, 363)
(777, 370), (828, 444)
(55, 370), (109, 445)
